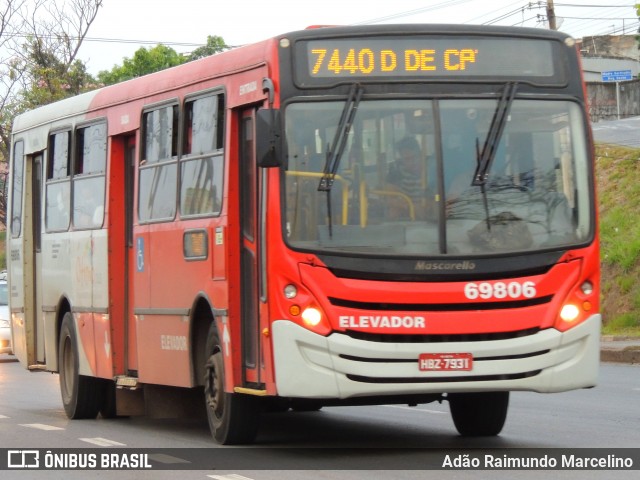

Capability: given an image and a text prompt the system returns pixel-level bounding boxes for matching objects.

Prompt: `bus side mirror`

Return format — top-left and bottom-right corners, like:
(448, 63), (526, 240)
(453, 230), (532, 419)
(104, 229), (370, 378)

(256, 108), (282, 168)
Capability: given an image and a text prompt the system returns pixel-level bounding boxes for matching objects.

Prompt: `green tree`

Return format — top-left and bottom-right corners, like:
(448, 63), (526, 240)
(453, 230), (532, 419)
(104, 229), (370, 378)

(19, 38), (97, 109)
(0, 0), (103, 228)
(97, 44), (186, 85)
(186, 35), (228, 61)
(97, 35), (229, 86)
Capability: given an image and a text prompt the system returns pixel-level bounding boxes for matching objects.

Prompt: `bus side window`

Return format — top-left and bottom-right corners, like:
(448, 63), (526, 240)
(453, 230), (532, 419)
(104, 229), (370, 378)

(45, 131), (71, 232)
(73, 122), (107, 229)
(139, 104), (179, 222)
(180, 93), (225, 217)
(10, 140), (25, 238)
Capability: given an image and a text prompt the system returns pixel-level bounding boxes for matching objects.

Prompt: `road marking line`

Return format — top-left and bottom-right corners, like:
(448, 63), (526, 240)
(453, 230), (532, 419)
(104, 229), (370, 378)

(148, 453), (191, 464)
(19, 423), (64, 431)
(0, 415), (9, 419)
(79, 437), (126, 447)
(207, 475), (255, 480)
(382, 404), (447, 415)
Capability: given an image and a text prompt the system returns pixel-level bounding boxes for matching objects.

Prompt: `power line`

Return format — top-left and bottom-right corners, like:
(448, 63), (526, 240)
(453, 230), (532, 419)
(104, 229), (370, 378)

(4, 33), (208, 48)
(354, 0), (472, 25)
(464, 1), (525, 24)
(554, 3), (635, 7)
(559, 16), (638, 20)
(479, 2), (637, 36)
(8, 2), (636, 54)
(482, 7), (535, 25)
(356, 1), (637, 39)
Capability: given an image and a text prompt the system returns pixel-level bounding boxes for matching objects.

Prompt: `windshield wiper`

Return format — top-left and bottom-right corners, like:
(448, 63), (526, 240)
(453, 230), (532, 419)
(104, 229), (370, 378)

(318, 84), (363, 237)
(472, 82), (518, 187)
(472, 82), (517, 231)
(318, 84), (364, 192)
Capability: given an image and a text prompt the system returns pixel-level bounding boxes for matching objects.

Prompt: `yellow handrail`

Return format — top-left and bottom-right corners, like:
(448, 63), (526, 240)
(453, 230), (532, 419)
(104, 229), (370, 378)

(358, 181), (416, 227)
(359, 181), (368, 228)
(285, 171), (349, 225)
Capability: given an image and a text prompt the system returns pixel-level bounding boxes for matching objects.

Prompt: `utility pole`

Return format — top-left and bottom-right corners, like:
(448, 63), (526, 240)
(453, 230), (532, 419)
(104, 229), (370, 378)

(546, 0), (557, 30)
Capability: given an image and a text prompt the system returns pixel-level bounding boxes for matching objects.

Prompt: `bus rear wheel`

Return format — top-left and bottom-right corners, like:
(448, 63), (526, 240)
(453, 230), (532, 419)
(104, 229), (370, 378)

(58, 312), (104, 419)
(203, 324), (260, 444)
(448, 391), (509, 436)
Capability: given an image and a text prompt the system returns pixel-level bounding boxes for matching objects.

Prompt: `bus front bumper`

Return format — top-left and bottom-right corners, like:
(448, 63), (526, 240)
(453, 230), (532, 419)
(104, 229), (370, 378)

(271, 314), (600, 399)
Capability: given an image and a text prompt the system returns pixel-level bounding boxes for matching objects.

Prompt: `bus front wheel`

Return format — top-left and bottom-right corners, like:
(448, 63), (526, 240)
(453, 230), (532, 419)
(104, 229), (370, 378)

(448, 391), (509, 436)
(58, 312), (104, 419)
(203, 323), (260, 444)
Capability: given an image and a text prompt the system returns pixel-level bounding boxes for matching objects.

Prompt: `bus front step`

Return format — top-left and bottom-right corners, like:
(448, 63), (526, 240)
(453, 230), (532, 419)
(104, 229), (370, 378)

(115, 375), (139, 389)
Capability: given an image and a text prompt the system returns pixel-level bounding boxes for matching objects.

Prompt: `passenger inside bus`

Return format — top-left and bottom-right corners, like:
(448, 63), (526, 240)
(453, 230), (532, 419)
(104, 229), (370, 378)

(384, 136), (437, 221)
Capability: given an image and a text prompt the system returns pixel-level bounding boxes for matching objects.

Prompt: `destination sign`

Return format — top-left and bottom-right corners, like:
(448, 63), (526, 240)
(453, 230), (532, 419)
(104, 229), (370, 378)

(295, 36), (562, 85)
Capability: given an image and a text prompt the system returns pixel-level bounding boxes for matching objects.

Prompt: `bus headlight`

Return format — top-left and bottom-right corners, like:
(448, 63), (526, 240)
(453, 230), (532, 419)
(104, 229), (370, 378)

(301, 307), (322, 327)
(292, 305), (331, 336)
(580, 281), (594, 295)
(560, 304), (580, 322)
(280, 282), (331, 335)
(284, 284), (298, 299)
(555, 277), (598, 332)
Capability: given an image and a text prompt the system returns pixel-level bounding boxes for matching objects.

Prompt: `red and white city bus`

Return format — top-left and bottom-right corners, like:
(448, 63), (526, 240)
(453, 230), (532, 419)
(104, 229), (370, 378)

(8, 24), (599, 444)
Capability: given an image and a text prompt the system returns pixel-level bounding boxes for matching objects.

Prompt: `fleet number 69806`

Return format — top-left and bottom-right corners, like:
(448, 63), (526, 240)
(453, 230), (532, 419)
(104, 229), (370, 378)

(464, 281), (536, 300)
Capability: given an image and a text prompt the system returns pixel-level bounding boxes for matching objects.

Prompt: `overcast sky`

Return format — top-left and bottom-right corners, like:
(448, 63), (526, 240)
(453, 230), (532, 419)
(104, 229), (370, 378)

(79, 0), (639, 74)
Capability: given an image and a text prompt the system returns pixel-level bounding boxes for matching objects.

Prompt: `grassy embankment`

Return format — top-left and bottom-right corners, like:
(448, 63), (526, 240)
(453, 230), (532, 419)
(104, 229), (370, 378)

(0, 145), (637, 335)
(598, 143), (640, 336)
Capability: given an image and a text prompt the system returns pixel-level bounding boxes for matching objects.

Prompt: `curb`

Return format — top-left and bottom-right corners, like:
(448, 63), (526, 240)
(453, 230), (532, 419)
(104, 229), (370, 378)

(600, 336), (640, 364)
(600, 347), (640, 364)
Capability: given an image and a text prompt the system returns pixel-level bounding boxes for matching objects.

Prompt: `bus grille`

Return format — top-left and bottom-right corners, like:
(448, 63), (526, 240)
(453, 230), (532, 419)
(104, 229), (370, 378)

(329, 295), (553, 311)
(347, 370), (542, 384)
(342, 327), (541, 343)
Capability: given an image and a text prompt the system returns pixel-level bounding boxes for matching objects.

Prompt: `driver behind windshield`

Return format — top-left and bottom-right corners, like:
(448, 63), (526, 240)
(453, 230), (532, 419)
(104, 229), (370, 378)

(385, 136), (437, 221)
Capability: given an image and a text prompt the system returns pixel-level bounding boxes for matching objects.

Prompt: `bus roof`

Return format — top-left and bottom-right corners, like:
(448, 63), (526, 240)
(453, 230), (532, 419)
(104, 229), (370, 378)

(12, 23), (574, 140)
(12, 37), (277, 136)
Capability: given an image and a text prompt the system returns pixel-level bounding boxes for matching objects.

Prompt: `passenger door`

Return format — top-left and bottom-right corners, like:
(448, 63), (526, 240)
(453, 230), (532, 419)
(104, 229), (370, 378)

(12, 151), (45, 367)
(108, 134), (137, 374)
(238, 109), (265, 387)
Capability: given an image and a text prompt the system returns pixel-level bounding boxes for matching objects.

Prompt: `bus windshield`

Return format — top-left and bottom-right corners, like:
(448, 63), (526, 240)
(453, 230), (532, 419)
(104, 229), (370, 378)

(283, 98), (592, 256)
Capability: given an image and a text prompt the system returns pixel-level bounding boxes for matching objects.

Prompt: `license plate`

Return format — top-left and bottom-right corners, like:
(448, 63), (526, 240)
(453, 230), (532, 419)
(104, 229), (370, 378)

(419, 353), (473, 371)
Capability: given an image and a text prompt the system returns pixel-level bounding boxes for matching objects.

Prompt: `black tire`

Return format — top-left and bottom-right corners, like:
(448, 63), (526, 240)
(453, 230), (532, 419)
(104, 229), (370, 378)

(99, 380), (119, 418)
(203, 323), (260, 444)
(58, 312), (104, 419)
(448, 391), (509, 436)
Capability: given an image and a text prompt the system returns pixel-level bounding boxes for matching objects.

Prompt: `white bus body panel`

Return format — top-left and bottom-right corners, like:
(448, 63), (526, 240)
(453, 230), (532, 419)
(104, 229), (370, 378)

(9, 88), (103, 372)
(272, 315), (600, 399)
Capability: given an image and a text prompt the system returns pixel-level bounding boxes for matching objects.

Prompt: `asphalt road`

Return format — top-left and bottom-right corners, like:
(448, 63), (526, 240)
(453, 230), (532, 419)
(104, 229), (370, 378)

(0, 354), (638, 479)
(592, 116), (640, 148)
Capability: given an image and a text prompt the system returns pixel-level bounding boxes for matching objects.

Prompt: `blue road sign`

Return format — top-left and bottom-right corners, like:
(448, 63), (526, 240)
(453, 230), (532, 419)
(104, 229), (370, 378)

(601, 70), (633, 82)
